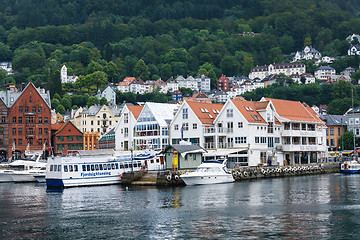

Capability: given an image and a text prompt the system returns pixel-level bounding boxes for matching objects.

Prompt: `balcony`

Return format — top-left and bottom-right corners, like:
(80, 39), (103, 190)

(203, 127), (215, 135)
(218, 142), (234, 149)
(204, 142), (215, 149)
(282, 144), (325, 152)
(217, 127), (227, 135)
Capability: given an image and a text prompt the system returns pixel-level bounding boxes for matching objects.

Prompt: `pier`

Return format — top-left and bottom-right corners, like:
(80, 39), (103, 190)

(121, 162), (340, 186)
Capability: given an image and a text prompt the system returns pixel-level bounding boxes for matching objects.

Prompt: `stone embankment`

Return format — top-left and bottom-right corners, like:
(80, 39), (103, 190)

(121, 162), (340, 186)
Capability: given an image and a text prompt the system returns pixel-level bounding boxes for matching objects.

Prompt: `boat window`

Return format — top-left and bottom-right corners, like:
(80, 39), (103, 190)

(91, 165), (95, 171)
(103, 164), (107, 170)
(82, 165), (86, 171)
(99, 164), (103, 170)
(69, 165), (73, 172)
(124, 163), (129, 168)
(133, 162), (137, 168)
(107, 164), (111, 170)
(87, 165), (90, 171)
(64, 165), (68, 172)
(50, 165), (53, 171)
(129, 163), (133, 169)
(138, 162), (142, 167)
(95, 164), (99, 170)
(57, 165), (62, 172)
(151, 160), (154, 164)
(111, 163), (115, 169)
(120, 163), (124, 169)
(115, 163), (119, 169)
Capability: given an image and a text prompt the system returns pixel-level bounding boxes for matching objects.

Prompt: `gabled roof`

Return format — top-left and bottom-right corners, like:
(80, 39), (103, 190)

(319, 115), (348, 126)
(315, 66), (335, 71)
(141, 102), (179, 126)
(263, 98), (323, 123)
(54, 121), (83, 135)
(118, 82), (129, 86)
(82, 104), (121, 116)
(127, 105), (143, 120)
(186, 101), (223, 125)
(231, 99), (267, 124)
(192, 92), (208, 99)
(123, 77), (136, 83)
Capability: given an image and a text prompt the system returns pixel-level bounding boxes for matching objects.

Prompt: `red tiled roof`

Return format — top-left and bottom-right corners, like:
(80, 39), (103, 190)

(231, 99), (267, 124)
(186, 101), (223, 124)
(264, 98), (323, 123)
(123, 77), (136, 83)
(52, 122), (67, 134)
(127, 105), (143, 120)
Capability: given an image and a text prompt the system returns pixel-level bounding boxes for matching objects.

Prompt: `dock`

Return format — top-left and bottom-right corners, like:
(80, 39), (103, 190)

(121, 162), (340, 186)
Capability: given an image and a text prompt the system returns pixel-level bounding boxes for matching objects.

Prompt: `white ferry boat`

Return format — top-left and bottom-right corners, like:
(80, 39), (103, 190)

(340, 160), (360, 174)
(46, 149), (161, 188)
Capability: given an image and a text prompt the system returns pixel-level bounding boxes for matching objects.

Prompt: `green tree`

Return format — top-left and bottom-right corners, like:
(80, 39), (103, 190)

(51, 98), (60, 109)
(220, 55), (240, 76)
(242, 53), (254, 75)
(133, 59), (150, 80)
(87, 60), (103, 74)
(304, 36), (312, 47)
(47, 70), (62, 97)
(60, 97), (72, 110)
(56, 104), (66, 115)
(100, 97), (108, 105)
(331, 80), (355, 100)
(87, 96), (99, 107)
(86, 71), (108, 90)
(327, 98), (360, 115)
(104, 61), (121, 83)
(0, 43), (12, 61)
(160, 64), (172, 80)
(339, 131), (356, 151)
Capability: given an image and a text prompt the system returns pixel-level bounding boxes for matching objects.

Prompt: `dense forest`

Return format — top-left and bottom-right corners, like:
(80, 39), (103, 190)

(0, 0), (360, 113)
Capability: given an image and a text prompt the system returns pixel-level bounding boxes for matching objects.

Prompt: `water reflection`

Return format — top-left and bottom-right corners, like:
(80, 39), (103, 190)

(1, 174), (360, 239)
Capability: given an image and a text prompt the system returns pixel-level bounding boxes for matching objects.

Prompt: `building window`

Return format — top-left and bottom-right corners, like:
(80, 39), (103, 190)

(38, 117), (42, 123)
(238, 122), (243, 128)
(44, 128), (48, 135)
(0, 127), (3, 134)
(193, 123), (197, 129)
(338, 128), (341, 136)
(29, 97), (32, 103)
(227, 122), (233, 133)
(255, 137), (259, 143)
(227, 109), (233, 118)
(32, 106), (36, 113)
(44, 117), (48, 123)
(235, 137), (247, 144)
(39, 128), (42, 135)
(98, 121), (100, 125)
(182, 123), (189, 131)
(24, 106), (28, 113)
(124, 113), (128, 123)
(19, 106), (23, 113)
(330, 139), (335, 146)
(1, 116), (5, 123)
(18, 139), (22, 146)
(12, 117), (16, 123)
(91, 120), (94, 125)
(38, 107), (42, 113)
(183, 108), (188, 119)
(18, 128), (22, 135)
(39, 139), (42, 145)
(12, 128), (16, 135)
(124, 128), (128, 137)
(174, 125), (179, 130)
(330, 127), (334, 135)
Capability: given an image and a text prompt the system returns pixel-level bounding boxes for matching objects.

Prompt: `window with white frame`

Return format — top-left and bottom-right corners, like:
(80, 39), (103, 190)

(174, 124), (179, 130)
(227, 109), (233, 118)
(193, 123), (197, 129)
(182, 123), (189, 131)
(183, 108), (188, 119)
(238, 122), (243, 128)
(235, 137), (247, 144)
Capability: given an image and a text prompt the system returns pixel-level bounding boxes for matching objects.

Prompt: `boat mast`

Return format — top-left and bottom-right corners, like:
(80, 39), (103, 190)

(352, 89), (357, 161)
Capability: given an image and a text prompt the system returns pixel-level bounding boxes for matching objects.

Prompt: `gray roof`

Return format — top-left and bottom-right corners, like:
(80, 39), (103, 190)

(169, 144), (204, 154)
(320, 114), (348, 125)
(315, 66), (335, 71)
(82, 104), (121, 116)
(0, 82), (51, 108)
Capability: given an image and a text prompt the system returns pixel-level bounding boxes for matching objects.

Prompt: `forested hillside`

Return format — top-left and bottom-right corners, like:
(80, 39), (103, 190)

(0, 0), (359, 104)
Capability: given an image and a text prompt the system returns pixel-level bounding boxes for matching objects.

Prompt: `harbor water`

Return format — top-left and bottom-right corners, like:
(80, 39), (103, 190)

(1, 173), (360, 239)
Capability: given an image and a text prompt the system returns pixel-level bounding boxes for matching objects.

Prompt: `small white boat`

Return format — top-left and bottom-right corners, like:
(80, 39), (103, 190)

(180, 160), (235, 185)
(340, 160), (360, 174)
(0, 154), (46, 183)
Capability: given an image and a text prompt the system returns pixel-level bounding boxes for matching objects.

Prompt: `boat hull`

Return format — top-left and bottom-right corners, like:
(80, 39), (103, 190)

(46, 176), (122, 188)
(0, 171), (13, 183)
(340, 169), (360, 174)
(180, 174), (234, 185)
(10, 172), (37, 182)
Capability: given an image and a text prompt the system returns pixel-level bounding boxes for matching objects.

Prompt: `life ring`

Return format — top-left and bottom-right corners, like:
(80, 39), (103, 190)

(166, 174), (172, 181)
(174, 175), (180, 180)
(243, 171), (248, 177)
(261, 169), (267, 175)
(253, 170), (258, 175)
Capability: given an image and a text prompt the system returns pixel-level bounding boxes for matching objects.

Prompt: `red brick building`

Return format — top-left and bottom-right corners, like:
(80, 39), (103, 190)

(217, 75), (230, 92)
(53, 121), (83, 155)
(9, 82), (52, 159)
(0, 96), (9, 160)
